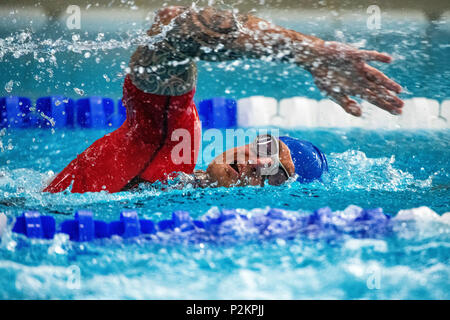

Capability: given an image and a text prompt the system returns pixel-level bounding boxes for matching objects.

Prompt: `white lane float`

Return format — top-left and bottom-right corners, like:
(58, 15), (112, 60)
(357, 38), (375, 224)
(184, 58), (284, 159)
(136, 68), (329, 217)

(237, 96), (278, 127)
(279, 97), (318, 128)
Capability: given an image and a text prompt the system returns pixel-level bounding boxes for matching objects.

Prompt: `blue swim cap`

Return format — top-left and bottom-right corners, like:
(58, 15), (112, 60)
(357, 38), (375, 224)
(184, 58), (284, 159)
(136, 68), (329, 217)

(278, 136), (328, 183)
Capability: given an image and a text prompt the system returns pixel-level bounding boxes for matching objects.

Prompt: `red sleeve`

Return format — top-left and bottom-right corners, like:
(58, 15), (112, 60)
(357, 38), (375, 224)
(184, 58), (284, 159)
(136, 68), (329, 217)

(43, 75), (165, 193)
(44, 75), (198, 193)
(43, 124), (160, 193)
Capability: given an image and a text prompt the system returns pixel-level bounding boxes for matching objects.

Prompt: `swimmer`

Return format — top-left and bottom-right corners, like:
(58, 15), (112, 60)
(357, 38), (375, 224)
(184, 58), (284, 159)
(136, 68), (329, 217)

(44, 5), (403, 194)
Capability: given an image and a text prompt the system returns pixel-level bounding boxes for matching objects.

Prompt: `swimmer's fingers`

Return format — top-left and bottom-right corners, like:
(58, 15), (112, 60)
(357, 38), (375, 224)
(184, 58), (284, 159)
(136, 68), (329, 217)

(360, 88), (403, 115)
(314, 78), (362, 117)
(327, 90), (362, 117)
(364, 77), (404, 109)
(329, 77), (403, 116)
(335, 96), (362, 117)
(354, 50), (392, 63)
(363, 64), (403, 93)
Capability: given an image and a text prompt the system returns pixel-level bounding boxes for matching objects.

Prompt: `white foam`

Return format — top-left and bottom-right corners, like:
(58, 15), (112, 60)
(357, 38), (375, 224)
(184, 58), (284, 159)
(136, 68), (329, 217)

(279, 97), (318, 128)
(237, 96), (277, 127)
(394, 206), (449, 224)
(344, 239), (388, 252)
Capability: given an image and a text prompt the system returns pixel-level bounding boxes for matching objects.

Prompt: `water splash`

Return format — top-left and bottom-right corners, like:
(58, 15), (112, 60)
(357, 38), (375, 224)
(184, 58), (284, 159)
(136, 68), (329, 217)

(327, 150), (434, 191)
(0, 29), (148, 62)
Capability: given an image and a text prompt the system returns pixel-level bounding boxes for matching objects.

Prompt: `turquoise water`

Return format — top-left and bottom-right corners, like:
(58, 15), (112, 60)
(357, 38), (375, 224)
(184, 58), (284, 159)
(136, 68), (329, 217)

(1, 7), (450, 300)
(0, 128), (449, 299)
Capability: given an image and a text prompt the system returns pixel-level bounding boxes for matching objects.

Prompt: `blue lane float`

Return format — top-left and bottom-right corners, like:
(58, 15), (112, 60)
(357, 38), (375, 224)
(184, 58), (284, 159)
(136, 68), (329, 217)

(0, 96), (33, 128)
(198, 97), (237, 128)
(12, 211), (56, 239)
(36, 96), (75, 128)
(6, 206), (395, 243)
(60, 210), (109, 241)
(76, 96), (115, 128)
(114, 99), (127, 127)
(158, 211), (196, 232)
(1, 96), (240, 130)
(109, 210), (156, 238)
(1, 96), (128, 129)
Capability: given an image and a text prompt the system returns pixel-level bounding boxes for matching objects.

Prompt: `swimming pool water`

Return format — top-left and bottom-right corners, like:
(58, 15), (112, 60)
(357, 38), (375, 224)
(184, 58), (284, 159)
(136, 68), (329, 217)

(1, 6), (450, 300)
(0, 128), (449, 299)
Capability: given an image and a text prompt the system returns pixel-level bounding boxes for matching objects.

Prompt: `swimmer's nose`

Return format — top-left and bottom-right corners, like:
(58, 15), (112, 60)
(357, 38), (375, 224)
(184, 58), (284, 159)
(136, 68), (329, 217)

(247, 157), (275, 176)
(256, 157), (274, 168)
(247, 156), (273, 168)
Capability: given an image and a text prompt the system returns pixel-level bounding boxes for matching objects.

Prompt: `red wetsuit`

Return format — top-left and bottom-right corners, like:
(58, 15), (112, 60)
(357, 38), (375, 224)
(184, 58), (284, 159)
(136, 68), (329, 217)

(44, 75), (201, 193)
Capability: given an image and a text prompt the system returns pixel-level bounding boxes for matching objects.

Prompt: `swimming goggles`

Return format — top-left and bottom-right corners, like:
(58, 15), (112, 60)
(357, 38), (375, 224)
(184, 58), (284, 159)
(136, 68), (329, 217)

(250, 134), (290, 185)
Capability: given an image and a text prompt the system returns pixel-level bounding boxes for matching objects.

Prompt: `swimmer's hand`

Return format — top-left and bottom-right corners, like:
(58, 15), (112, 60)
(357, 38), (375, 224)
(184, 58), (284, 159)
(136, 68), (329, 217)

(304, 41), (403, 116)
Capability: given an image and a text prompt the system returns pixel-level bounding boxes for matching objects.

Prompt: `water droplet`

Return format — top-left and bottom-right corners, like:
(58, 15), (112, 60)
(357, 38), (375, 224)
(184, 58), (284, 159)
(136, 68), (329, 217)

(4, 80), (13, 93)
(258, 21), (269, 30)
(74, 87), (84, 96)
(96, 33), (104, 41)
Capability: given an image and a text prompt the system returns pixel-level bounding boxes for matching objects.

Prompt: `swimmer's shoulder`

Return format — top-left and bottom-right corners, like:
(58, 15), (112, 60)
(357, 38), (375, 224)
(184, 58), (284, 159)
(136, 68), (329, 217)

(129, 6), (197, 96)
(129, 43), (198, 96)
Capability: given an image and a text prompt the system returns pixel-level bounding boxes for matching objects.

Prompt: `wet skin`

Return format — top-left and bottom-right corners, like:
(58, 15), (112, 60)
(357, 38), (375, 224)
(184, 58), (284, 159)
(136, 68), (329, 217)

(206, 140), (296, 187)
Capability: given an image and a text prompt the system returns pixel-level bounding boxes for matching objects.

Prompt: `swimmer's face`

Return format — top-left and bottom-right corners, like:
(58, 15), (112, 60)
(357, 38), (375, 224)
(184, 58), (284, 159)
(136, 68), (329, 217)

(206, 137), (295, 187)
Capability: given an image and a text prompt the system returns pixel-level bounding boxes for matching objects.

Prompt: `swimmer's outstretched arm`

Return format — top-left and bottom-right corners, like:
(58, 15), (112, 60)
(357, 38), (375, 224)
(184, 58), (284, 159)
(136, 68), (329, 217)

(132, 6), (403, 116)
